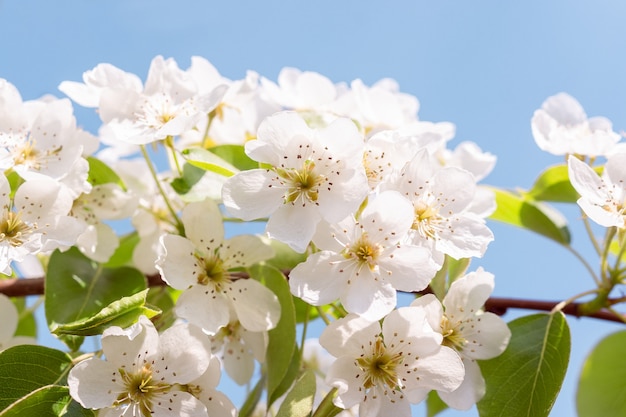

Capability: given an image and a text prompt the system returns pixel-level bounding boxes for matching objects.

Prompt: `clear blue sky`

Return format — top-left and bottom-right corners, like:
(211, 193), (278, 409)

(2, 1), (626, 416)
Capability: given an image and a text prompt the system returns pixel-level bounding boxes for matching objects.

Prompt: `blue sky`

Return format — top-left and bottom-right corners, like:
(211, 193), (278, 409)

(2, 1), (626, 416)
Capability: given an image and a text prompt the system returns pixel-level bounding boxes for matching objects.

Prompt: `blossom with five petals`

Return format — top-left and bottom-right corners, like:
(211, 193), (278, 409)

(222, 111), (369, 252)
(156, 199), (280, 334)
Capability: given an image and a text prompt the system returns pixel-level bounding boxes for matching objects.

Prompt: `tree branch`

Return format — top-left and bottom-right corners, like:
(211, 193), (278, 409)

(1, 274), (624, 323)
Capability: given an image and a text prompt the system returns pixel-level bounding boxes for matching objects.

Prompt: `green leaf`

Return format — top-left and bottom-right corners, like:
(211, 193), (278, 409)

(51, 289), (159, 336)
(276, 370), (316, 417)
(0, 385), (71, 417)
(250, 264), (297, 407)
(526, 163), (602, 203)
(45, 248), (147, 339)
(447, 256), (471, 283)
(477, 312), (570, 417)
(0, 345), (72, 410)
(577, 330), (626, 417)
(312, 388), (343, 417)
(208, 144), (258, 171)
(86, 156), (125, 189)
(426, 390), (448, 417)
(182, 147), (239, 177)
(488, 188), (571, 245)
(12, 297), (36, 338)
(170, 163), (206, 195)
(239, 375), (266, 417)
(64, 400), (95, 417)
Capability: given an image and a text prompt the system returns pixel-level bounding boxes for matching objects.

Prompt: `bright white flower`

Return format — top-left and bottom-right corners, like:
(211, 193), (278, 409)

(261, 67), (343, 113)
(386, 148), (494, 265)
(0, 294), (36, 351)
(61, 56), (226, 145)
(208, 315), (267, 385)
(568, 153), (626, 228)
(183, 62), (279, 147)
(290, 191), (438, 321)
(531, 92), (621, 157)
(412, 268), (511, 410)
(330, 78), (419, 136)
(438, 141), (497, 182)
(222, 111), (369, 252)
(0, 89), (92, 198)
(0, 176), (84, 275)
(72, 183), (137, 262)
(156, 199), (280, 334)
(320, 309), (464, 417)
(69, 316), (236, 417)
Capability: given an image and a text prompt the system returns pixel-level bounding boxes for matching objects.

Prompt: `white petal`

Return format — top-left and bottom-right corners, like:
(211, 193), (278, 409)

(379, 245), (437, 292)
(568, 156), (606, 203)
(101, 316), (159, 370)
(360, 191), (413, 244)
(342, 271), (397, 321)
(68, 358), (122, 409)
(157, 234), (202, 290)
(460, 312), (511, 360)
(326, 356), (366, 410)
(266, 203), (320, 253)
(151, 391), (207, 417)
(229, 279), (280, 332)
(195, 389), (236, 417)
(222, 169), (283, 220)
(403, 346), (464, 392)
(289, 251), (347, 306)
(383, 307), (442, 357)
(438, 358), (485, 410)
(222, 338), (255, 385)
(320, 314), (381, 358)
(157, 323), (212, 383)
(222, 235), (274, 269)
(248, 111), (312, 164)
(182, 199), (224, 251)
(176, 285), (230, 334)
(410, 294), (444, 332)
(443, 268), (494, 315)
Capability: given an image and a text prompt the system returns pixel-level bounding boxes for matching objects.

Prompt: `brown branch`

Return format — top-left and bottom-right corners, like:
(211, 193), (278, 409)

(1, 274), (625, 323)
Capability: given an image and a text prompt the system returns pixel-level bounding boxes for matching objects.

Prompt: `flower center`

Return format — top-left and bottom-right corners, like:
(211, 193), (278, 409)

(276, 159), (326, 204)
(0, 211), (34, 247)
(441, 315), (467, 351)
(356, 337), (403, 390)
(412, 201), (441, 240)
(116, 364), (169, 416)
(196, 255), (229, 288)
(344, 233), (381, 271)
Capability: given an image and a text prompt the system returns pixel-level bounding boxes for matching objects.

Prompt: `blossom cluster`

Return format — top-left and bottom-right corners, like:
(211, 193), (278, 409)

(0, 55), (552, 416)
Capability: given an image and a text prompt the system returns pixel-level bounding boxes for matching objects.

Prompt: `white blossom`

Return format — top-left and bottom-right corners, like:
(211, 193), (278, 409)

(69, 316), (235, 417)
(412, 268), (511, 409)
(222, 111), (369, 252)
(156, 199), (280, 334)
(531, 92), (621, 157)
(568, 153), (626, 228)
(320, 309), (464, 417)
(290, 191), (438, 321)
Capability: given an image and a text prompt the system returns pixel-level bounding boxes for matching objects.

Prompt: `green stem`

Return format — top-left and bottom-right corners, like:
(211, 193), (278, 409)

(140, 145), (184, 233)
(582, 214), (602, 256)
(299, 305), (311, 365)
(316, 306), (331, 325)
(600, 227), (617, 283)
